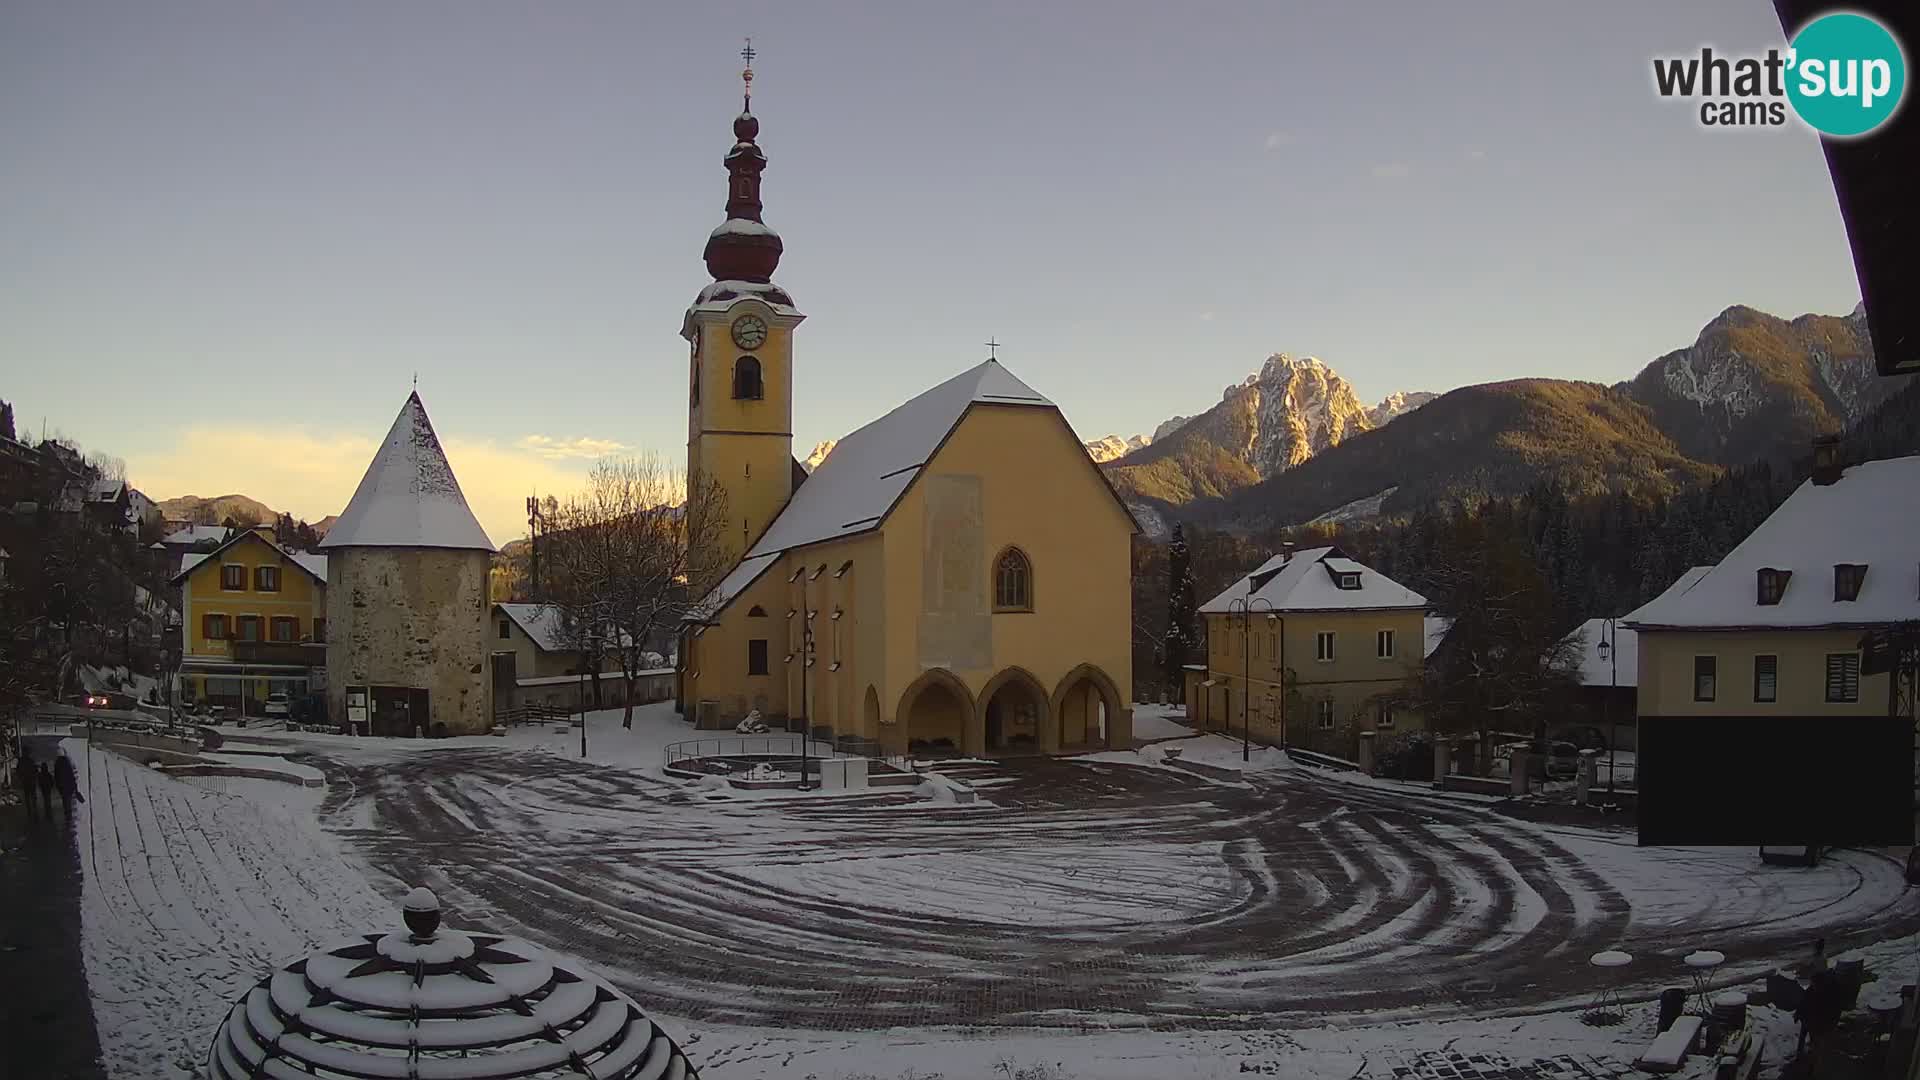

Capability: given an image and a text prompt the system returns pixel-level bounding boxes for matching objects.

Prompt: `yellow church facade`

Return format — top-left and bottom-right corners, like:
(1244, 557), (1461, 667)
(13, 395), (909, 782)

(675, 70), (1136, 756)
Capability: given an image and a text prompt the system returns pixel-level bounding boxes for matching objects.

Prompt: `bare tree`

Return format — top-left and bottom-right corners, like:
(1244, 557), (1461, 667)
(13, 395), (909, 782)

(539, 456), (732, 728)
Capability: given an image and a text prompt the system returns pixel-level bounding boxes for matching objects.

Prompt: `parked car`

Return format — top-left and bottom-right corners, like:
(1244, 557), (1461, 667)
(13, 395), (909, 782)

(264, 693), (291, 719)
(1489, 740), (1581, 781)
(1561, 726), (1610, 752)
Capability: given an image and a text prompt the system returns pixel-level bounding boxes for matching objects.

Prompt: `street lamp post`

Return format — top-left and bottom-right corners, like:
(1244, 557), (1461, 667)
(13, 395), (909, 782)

(1227, 597), (1276, 762)
(579, 631), (598, 760)
(796, 604), (816, 791)
(1597, 617), (1618, 798)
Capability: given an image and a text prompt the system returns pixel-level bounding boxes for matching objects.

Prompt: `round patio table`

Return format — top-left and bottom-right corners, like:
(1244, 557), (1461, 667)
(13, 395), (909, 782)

(1684, 949), (1726, 1015)
(1586, 950), (1632, 1022)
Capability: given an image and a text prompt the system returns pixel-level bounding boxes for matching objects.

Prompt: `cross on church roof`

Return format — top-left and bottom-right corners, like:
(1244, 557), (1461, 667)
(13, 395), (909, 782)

(985, 337), (1001, 361)
(740, 37), (755, 109)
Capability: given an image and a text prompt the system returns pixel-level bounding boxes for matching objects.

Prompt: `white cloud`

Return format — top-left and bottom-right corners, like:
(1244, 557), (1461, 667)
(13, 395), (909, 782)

(126, 426), (626, 545)
(1371, 161), (1411, 179)
(515, 434), (632, 461)
(1264, 132), (1294, 151)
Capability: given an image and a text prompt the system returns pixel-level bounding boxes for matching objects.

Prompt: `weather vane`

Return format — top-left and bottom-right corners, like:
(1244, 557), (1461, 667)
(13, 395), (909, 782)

(741, 37), (756, 110)
(985, 337), (1001, 361)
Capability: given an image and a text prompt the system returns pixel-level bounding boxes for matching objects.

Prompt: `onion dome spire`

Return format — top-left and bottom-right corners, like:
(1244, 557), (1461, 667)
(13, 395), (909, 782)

(703, 37), (784, 284)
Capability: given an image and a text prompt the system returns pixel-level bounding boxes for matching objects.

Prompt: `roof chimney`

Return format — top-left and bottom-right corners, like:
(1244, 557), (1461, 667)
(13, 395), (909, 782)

(1281, 541), (1295, 562)
(1811, 434), (1842, 486)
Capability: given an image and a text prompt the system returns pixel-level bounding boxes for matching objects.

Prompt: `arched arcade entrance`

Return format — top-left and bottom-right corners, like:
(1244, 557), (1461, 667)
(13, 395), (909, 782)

(1052, 664), (1125, 752)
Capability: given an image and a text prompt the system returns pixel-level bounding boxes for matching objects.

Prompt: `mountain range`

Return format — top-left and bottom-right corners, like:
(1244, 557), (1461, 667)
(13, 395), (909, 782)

(1113, 303), (1903, 536)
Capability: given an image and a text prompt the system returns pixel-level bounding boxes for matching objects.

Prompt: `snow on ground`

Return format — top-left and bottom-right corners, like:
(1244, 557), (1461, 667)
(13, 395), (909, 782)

(63, 707), (1920, 1080)
(1130, 703), (1195, 742)
(66, 739), (393, 1079)
(687, 997), (1761, 1079)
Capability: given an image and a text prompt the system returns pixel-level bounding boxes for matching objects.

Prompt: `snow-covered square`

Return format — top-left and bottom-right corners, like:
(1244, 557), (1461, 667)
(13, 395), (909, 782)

(59, 704), (1920, 1078)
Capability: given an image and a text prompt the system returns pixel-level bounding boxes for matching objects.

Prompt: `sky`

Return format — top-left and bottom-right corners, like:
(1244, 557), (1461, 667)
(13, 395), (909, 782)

(0, 2), (1868, 544)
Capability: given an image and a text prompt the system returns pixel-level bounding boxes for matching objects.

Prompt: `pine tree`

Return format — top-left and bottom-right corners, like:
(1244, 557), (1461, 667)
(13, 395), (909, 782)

(1163, 523), (1197, 688)
(0, 400), (14, 441)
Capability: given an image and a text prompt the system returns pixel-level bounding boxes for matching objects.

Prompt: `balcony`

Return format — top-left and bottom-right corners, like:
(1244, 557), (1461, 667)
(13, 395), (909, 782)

(230, 640), (327, 667)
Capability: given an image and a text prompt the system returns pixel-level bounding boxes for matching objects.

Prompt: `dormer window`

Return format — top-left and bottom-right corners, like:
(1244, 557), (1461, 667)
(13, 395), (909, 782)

(1834, 563), (1867, 602)
(1337, 573), (1360, 590)
(1756, 568), (1791, 605)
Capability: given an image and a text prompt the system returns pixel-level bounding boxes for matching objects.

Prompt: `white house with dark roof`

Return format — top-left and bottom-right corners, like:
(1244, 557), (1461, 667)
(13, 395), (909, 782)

(1188, 546), (1430, 761)
(1623, 453), (1919, 721)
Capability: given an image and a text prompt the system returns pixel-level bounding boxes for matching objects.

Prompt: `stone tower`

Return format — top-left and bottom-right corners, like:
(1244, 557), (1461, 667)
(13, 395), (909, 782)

(683, 47), (806, 565)
(320, 392), (496, 737)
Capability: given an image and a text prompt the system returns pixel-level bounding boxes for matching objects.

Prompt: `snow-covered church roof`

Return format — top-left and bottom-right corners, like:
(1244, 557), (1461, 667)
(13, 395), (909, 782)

(694, 359), (1113, 616)
(1624, 455), (1920, 630)
(320, 392), (495, 553)
(748, 358), (1054, 558)
(1200, 546), (1427, 614)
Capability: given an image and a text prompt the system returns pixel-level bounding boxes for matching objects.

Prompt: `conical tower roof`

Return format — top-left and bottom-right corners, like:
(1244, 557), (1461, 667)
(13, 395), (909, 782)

(319, 392), (495, 552)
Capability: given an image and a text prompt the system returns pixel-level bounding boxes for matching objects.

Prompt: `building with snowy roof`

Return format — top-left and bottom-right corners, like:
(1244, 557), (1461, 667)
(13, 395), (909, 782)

(1624, 449), (1918, 720)
(1188, 546), (1429, 762)
(171, 524), (330, 713)
(675, 66), (1137, 756)
(320, 392), (497, 737)
(490, 603), (673, 716)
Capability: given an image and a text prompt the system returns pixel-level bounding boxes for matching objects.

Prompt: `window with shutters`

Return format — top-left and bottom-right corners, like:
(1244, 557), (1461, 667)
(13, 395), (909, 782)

(1315, 700), (1335, 729)
(747, 638), (769, 676)
(1693, 655), (1717, 702)
(237, 615), (261, 643)
(270, 617), (298, 643)
(255, 565), (281, 592)
(1376, 629), (1395, 659)
(203, 613), (228, 640)
(1315, 631), (1336, 662)
(1753, 654), (1778, 703)
(221, 564), (247, 591)
(1825, 652), (1860, 703)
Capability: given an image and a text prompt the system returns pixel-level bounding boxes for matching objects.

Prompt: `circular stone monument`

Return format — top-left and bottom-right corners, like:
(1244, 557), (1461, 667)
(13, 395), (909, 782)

(206, 887), (699, 1078)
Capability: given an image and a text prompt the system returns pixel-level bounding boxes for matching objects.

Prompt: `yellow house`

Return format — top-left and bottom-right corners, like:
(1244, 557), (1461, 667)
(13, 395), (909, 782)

(1624, 454), (1917, 719)
(172, 525), (329, 712)
(676, 84), (1137, 755)
(1189, 546), (1428, 762)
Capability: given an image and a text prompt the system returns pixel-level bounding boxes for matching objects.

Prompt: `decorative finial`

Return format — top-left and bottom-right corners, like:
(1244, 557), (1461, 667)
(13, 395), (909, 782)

(985, 337), (1001, 361)
(741, 37), (756, 111)
(412, 371), (418, 390)
(402, 886), (441, 940)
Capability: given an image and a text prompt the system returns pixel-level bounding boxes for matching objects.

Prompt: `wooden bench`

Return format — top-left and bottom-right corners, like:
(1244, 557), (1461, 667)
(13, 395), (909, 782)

(1636, 1015), (1703, 1074)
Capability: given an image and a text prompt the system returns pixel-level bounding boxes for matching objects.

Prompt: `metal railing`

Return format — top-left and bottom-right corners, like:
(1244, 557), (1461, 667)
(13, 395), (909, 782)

(494, 703), (573, 727)
(662, 735), (912, 775)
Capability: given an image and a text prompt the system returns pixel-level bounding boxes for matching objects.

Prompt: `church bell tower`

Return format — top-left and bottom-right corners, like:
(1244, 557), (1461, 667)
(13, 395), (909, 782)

(684, 40), (803, 566)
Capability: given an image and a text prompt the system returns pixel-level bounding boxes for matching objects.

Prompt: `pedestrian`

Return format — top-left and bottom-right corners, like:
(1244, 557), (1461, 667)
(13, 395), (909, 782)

(53, 752), (84, 818)
(17, 749), (39, 820)
(37, 762), (55, 818)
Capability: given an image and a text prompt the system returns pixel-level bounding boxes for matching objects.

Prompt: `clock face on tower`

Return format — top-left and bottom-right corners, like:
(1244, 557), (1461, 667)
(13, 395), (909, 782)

(730, 314), (768, 350)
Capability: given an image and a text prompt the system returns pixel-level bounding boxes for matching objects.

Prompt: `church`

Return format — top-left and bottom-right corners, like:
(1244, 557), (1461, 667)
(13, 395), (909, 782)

(676, 56), (1136, 756)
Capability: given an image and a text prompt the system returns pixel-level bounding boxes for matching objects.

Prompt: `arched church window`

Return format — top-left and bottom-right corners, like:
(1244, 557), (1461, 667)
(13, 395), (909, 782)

(733, 356), (763, 400)
(747, 605), (767, 617)
(994, 547), (1033, 612)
